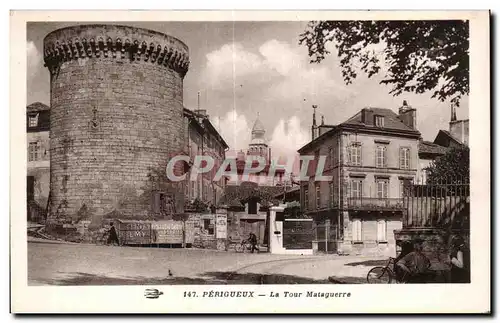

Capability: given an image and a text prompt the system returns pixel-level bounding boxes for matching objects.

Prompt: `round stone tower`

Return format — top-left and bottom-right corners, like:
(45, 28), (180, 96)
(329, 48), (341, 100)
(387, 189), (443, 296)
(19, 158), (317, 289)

(43, 24), (189, 224)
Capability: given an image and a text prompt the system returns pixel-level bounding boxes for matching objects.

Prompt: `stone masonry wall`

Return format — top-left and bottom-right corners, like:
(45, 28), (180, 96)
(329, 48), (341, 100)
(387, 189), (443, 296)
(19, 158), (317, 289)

(44, 25), (189, 224)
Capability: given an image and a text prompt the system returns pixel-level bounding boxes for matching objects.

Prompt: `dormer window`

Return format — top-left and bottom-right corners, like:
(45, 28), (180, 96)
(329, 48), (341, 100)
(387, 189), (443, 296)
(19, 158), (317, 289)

(28, 113), (39, 128)
(375, 115), (385, 128)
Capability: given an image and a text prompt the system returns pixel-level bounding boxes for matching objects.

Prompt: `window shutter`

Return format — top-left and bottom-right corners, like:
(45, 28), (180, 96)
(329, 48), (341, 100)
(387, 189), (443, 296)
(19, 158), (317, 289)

(399, 148), (403, 168)
(352, 219), (362, 241)
(383, 147), (387, 168)
(377, 220), (387, 241)
(407, 148), (411, 169)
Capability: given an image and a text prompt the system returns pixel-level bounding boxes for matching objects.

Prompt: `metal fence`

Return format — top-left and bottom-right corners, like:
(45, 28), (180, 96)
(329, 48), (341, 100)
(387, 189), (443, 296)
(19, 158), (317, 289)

(347, 197), (404, 210)
(313, 222), (338, 253)
(283, 219), (314, 250)
(402, 178), (470, 229)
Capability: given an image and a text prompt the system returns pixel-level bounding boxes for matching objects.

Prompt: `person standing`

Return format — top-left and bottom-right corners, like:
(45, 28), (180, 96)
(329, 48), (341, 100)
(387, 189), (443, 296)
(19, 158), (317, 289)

(107, 222), (120, 246)
(248, 232), (259, 253)
(449, 235), (470, 283)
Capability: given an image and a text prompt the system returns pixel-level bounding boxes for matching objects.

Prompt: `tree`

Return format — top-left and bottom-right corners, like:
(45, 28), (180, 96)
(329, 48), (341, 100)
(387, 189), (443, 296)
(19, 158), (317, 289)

(299, 20), (469, 106)
(425, 146), (470, 184)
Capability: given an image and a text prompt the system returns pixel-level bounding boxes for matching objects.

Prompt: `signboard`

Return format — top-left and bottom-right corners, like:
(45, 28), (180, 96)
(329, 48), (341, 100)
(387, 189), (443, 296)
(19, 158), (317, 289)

(118, 221), (152, 245)
(184, 221), (195, 244)
(283, 219), (313, 250)
(215, 214), (227, 239)
(151, 220), (183, 244)
(117, 219), (196, 246)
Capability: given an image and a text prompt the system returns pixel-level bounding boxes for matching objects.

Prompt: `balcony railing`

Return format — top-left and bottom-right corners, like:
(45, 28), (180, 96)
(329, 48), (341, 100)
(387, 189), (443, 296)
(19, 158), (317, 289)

(347, 197), (404, 210)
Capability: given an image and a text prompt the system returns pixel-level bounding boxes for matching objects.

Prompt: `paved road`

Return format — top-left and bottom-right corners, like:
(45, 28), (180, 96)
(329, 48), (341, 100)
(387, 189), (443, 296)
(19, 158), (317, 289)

(28, 241), (385, 285)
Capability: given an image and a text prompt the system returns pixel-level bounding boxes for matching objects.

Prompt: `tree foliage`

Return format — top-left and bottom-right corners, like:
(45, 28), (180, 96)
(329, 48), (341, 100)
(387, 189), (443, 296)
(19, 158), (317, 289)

(425, 146), (470, 184)
(299, 20), (469, 105)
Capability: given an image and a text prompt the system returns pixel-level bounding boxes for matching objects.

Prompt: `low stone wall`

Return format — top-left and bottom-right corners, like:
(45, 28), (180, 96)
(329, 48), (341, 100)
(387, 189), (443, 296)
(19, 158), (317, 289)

(337, 240), (397, 257)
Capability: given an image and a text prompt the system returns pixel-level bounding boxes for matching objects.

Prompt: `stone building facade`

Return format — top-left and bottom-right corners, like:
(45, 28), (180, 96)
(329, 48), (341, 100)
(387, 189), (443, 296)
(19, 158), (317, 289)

(183, 108), (228, 207)
(298, 101), (421, 256)
(27, 102), (51, 222)
(43, 25), (190, 225)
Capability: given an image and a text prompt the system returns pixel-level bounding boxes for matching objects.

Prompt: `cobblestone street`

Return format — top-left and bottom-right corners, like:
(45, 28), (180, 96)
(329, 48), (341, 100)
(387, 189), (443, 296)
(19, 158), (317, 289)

(28, 241), (386, 285)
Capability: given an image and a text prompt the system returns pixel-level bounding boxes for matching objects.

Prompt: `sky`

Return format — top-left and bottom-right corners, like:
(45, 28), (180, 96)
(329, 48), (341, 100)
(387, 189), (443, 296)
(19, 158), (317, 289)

(27, 21), (469, 161)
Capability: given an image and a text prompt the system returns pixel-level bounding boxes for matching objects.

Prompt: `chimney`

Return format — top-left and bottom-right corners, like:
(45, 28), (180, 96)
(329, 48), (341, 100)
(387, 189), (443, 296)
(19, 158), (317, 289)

(318, 115), (331, 136)
(450, 103), (457, 122)
(361, 108), (374, 125)
(449, 119), (469, 146)
(311, 105), (318, 140)
(398, 100), (417, 130)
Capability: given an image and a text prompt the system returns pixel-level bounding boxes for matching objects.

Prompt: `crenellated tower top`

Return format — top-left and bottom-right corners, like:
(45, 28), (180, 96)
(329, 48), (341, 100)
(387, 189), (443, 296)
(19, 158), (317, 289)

(43, 24), (190, 77)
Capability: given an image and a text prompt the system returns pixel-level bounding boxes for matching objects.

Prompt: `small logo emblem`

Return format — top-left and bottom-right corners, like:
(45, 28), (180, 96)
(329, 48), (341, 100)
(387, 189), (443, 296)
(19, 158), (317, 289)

(144, 288), (163, 299)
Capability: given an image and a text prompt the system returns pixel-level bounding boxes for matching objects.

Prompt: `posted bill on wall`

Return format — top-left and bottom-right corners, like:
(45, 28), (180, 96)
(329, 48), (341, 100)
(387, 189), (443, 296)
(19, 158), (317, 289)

(10, 9), (490, 314)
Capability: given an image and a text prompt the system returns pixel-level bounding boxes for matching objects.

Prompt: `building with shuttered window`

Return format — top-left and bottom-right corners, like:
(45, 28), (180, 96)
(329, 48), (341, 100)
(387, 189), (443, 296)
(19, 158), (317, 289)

(298, 101), (421, 256)
(27, 102), (50, 222)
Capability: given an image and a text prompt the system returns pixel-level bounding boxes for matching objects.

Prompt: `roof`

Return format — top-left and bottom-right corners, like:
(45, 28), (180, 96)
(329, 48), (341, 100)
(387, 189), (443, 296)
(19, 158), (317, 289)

(342, 108), (415, 132)
(27, 102), (50, 112)
(252, 117), (265, 133)
(183, 107), (229, 149)
(434, 129), (464, 147)
(27, 103), (50, 132)
(418, 140), (449, 157)
(298, 107), (421, 153)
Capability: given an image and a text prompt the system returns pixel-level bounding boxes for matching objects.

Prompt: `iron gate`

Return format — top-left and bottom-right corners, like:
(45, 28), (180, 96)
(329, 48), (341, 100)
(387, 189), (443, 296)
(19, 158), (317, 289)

(314, 222), (338, 253)
(282, 219), (314, 250)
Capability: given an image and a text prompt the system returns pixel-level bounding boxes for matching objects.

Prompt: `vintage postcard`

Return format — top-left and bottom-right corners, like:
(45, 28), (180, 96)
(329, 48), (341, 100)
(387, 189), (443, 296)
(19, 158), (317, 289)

(10, 10), (490, 314)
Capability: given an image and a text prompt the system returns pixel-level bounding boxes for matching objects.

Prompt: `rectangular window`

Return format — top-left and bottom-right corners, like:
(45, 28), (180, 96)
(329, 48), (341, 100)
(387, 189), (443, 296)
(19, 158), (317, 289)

(376, 146), (387, 168)
(351, 180), (363, 198)
(28, 142), (39, 161)
(203, 219), (214, 235)
(248, 200), (258, 215)
(377, 219), (387, 242)
(329, 147), (334, 168)
(316, 184), (321, 209)
(352, 219), (362, 242)
(399, 147), (411, 169)
(349, 143), (361, 166)
(375, 115), (385, 127)
(28, 114), (38, 127)
(377, 180), (389, 198)
(191, 180), (196, 199)
(399, 179), (413, 197)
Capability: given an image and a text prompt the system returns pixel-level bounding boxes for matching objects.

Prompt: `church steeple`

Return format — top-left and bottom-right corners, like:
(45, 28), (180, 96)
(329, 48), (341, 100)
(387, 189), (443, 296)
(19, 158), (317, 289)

(251, 112), (266, 144)
(248, 112), (268, 160)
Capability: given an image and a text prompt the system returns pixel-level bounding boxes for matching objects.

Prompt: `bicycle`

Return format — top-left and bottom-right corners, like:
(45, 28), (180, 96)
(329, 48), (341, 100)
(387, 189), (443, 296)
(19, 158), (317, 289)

(366, 257), (408, 284)
(96, 231), (109, 245)
(235, 239), (256, 253)
(96, 230), (122, 246)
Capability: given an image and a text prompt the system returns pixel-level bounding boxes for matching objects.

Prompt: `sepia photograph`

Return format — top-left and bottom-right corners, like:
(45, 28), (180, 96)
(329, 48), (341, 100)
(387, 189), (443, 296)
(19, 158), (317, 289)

(11, 10), (490, 314)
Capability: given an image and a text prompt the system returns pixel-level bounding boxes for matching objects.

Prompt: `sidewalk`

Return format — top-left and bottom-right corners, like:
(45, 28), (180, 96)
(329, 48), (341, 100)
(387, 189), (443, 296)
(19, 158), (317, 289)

(234, 254), (387, 283)
(28, 236), (79, 245)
